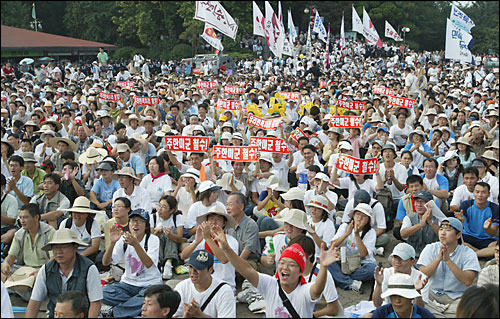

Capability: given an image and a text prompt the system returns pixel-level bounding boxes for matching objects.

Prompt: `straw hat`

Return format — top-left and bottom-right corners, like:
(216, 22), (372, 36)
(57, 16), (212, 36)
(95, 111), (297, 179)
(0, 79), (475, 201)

(454, 136), (471, 147)
(43, 119), (62, 132)
(61, 196), (99, 214)
(216, 172), (244, 191)
(78, 147), (108, 165)
(481, 150), (499, 162)
(42, 228), (88, 251)
(124, 114), (141, 126)
(380, 273), (421, 300)
(50, 137), (77, 152)
(141, 116), (160, 126)
(35, 124), (52, 134)
(196, 205), (236, 230)
(348, 203), (374, 227)
(114, 167), (140, 180)
(22, 120), (39, 131)
(4, 266), (38, 291)
(275, 209), (314, 233)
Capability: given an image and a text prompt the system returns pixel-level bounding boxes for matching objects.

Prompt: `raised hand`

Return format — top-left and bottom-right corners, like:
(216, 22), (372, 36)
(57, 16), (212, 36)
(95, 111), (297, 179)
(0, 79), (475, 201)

(319, 243), (340, 267)
(374, 265), (384, 285)
(109, 224), (123, 244)
(194, 225), (204, 244)
(483, 217), (492, 230)
(212, 225), (229, 249)
(200, 221), (212, 239)
(454, 209), (465, 223)
(415, 273), (428, 292)
(347, 220), (355, 234)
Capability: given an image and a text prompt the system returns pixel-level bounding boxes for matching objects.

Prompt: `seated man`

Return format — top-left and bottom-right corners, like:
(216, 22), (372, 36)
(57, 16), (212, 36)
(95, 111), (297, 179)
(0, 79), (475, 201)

(456, 182), (499, 258)
(55, 290), (90, 319)
(449, 167), (479, 213)
(30, 173), (70, 228)
(421, 158), (449, 214)
(417, 217), (481, 318)
(141, 285), (181, 318)
(1, 174), (18, 245)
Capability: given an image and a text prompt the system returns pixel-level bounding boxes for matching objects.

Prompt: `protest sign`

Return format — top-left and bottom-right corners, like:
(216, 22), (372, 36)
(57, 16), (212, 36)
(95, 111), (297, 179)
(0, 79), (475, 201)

(217, 100), (242, 111)
(247, 114), (282, 130)
(250, 136), (289, 154)
(213, 145), (259, 162)
(116, 81), (134, 89)
(279, 92), (300, 100)
(337, 99), (365, 111)
(329, 116), (363, 128)
(387, 96), (416, 109)
(224, 86), (245, 94)
(133, 96), (159, 105)
(319, 80), (327, 88)
(373, 86), (394, 96)
(198, 81), (217, 89)
(99, 92), (121, 101)
(164, 136), (209, 152)
(290, 127), (306, 142)
(336, 154), (378, 175)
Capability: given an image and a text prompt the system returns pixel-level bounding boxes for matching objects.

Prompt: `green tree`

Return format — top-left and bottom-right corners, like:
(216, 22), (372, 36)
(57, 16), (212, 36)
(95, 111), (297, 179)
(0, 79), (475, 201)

(1, 1), (31, 29)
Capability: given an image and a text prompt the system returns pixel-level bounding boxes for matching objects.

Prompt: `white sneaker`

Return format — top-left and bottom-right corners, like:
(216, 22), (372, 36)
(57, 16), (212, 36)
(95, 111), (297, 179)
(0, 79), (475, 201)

(375, 247), (385, 256)
(162, 264), (173, 280)
(350, 280), (363, 294)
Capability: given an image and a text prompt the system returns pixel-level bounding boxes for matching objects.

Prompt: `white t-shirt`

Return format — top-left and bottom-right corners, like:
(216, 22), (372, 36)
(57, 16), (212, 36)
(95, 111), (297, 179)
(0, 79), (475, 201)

(333, 223), (376, 264)
(112, 185), (152, 214)
(303, 189), (338, 216)
(480, 173), (499, 204)
(151, 212), (184, 230)
(174, 277), (236, 318)
(389, 124), (412, 147)
(59, 218), (102, 254)
(176, 187), (195, 219)
(306, 264), (339, 304)
(450, 185), (474, 207)
(272, 159), (290, 189)
(185, 201), (226, 230)
(195, 235), (239, 291)
(257, 273), (320, 318)
(343, 199), (387, 231)
(338, 177), (377, 199)
(377, 163), (407, 200)
(306, 216), (335, 260)
(111, 234), (162, 287)
(139, 173), (173, 208)
(378, 267), (430, 305)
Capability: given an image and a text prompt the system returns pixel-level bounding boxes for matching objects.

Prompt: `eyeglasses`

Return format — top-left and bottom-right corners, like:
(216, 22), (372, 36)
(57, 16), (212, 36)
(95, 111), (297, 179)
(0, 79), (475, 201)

(158, 205), (169, 210)
(130, 218), (146, 224)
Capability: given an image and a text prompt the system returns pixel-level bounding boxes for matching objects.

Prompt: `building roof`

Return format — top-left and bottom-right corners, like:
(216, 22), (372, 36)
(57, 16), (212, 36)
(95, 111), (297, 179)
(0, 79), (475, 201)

(1, 25), (117, 51)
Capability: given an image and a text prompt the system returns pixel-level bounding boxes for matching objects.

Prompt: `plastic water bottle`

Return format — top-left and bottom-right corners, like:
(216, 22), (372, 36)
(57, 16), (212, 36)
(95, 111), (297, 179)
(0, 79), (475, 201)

(265, 236), (275, 255)
(298, 172), (308, 191)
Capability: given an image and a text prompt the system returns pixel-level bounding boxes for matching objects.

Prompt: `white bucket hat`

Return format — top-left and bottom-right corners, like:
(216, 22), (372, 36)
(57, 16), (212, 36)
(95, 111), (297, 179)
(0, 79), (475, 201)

(281, 187), (305, 201)
(380, 273), (421, 300)
(181, 168), (201, 184)
(275, 209), (314, 233)
(4, 266), (38, 291)
(348, 203), (374, 227)
(78, 147), (108, 165)
(198, 180), (221, 193)
(114, 167), (140, 180)
(260, 174), (279, 187)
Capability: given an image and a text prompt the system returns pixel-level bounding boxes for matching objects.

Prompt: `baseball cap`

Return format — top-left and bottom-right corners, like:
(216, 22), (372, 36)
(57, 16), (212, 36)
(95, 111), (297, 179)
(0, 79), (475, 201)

(186, 250), (214, 270)
(440, 217), (463, 232)
(198, 180), (221, 193)
(413, 190), (433, 202)
(128, 209), (149, 222)
(354, 189), (371, 204)
(116, 143), (130, 153)
(339, 141), (353, 151)
(96, 162), (114, 171)
(389, 243), (416, 261)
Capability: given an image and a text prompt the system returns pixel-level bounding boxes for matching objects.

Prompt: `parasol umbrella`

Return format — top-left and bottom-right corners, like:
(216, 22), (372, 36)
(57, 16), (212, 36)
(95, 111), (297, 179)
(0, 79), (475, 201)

(38, 57), (55, 61)
(19, 58), (34, 65)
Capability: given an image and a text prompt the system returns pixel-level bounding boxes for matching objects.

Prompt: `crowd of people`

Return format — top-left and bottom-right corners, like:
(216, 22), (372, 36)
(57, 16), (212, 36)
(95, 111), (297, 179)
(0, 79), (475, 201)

(1, 33), (499, 318)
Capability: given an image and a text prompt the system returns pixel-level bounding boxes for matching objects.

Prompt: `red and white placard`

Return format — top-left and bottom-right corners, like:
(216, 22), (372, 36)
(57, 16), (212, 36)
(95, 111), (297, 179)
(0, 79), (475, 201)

(247, 114), (282, 130)
(250, 136), (289, 154)
(290, 128), (306, 142)
(99, 92), (121, 101)
(319, 80), (327, 88)
(116, 81), (134, 90)
(198, 81), (217, 89)
(387, 96), (416, 109)
(336, 154), (378, 175)
(164, 136), (209, 152)
(329, 116), (363, 128)
(279, 92), (300, 100)
(373, 86), (394, 96)
(133, 96), (159, 105)
(224, 86), (245, 94)
(213, 145), (259, 162)
(216, 100), (242, 111)
(338, 99), (365, 111)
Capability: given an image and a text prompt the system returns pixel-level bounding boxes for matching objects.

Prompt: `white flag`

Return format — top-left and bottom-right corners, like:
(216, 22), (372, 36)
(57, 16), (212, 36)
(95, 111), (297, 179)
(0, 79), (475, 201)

(450, 4), (475, 34)
(352, 6), (363, 33)
(288, 10), (297, 43)
(385, 21), (403, 41)
(362, 7), (382, 48)
(283, 37), (293, 56)
(253, 1), (265, 37)
(201, 23), (224, 52)
(194, 1), (238, 40)
(264, 1), (284, 58)
(278, 1), (284, 30)
(340, 13), (345, 51)
(445, 18), (473, 64)
(312, 10), (327, 43)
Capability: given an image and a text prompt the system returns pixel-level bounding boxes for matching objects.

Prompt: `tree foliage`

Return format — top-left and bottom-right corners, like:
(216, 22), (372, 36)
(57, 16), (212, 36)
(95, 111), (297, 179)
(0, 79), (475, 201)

(1, 1), (498, 59)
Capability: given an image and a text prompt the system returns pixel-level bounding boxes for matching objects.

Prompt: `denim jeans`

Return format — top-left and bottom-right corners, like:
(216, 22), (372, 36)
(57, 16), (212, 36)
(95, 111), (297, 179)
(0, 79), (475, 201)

(328, 261), (377, 290)
(103, 281), (148, 318)
(257, 215), (279, 249)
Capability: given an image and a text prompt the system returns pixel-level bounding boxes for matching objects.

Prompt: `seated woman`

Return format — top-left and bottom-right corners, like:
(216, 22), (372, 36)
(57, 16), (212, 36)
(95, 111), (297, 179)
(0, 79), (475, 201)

(328, 203), (377, 294)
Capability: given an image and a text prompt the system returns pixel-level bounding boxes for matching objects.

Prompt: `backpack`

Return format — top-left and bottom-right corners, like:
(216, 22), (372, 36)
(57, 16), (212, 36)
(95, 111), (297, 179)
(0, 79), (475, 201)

(64, 217), (93, 236)
(123, 232), (150, 254)
(373, 187), (394, 230)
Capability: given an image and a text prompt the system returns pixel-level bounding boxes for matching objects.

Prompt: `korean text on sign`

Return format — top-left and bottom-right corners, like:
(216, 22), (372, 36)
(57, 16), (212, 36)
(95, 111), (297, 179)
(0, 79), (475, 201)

(336, 154), (378, 175)
(164, 136), (209, 152)
(224, 86), (244, 94)
(213, 146), (259, 162)
(290, 128), (306, 142)
(372, 86), (394, 96)
(387, 96), (416, 109)
(329, 116), (363, 128)
(133, 96), (159, 105)
(337, 99), (365, 111)
(198, 81), (217, 89)
(99, 92), (121, 101)
(279, 92), (300, 100)
(249, 137), (289, 154)
(116, 81), (134, 89)
(247, 114), (282, 130)
(216, 100), (242, 111)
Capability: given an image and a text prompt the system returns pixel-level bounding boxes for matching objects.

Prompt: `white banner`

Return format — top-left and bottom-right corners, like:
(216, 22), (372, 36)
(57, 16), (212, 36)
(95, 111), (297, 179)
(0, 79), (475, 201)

(195, 1), (238, 40)
(288, 9), (297, 43)
(312, 10), (327, 43)
(362, 7), (382, 48)
(385, 21), (402, 41)
(201, 24), (224, 52)
(283, 37), (293, 56)
(253, 1), (265, 37)
(352, 6), (363, 34)
(445, 18), (473, 64)
(340, 13), (346, 50)
(264, 1), (284, 58)
(450, 4), (475, 34)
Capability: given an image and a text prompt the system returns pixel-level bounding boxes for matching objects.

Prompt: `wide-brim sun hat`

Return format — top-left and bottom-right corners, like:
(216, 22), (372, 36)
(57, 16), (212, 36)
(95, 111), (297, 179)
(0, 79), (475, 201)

(4, 266), (38, 291)
(454, 136), (471, 147)
(348, 203), (374, 227)
(260, 174), (279, 187)
(43, 119), (62, 132)
(481, 150), (499, 162)
(380, 273), (421, 300)
(281, 187), (305, 201)
(78, 147), (108, 165)
(181, 168), (201, 184)
(196, 205), (236, 230)
(49, 137), (77, 152)
(306, 195), (330, 214)
(42, 228), (88, 251)
(198, 180), (221, 193)
(216, 172), (244, 191)
(275, 209), (314, 233)
(61, 196), (99, 214)
(409, 130), (426, 141)
(114, 167), (140, 180)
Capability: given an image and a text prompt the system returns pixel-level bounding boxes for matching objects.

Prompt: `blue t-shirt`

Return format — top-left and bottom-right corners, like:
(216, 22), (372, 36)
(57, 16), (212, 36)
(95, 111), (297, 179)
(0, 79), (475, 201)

(459, 200), (500, 240)
(123, 154), (147, 176)
(372, 304), (435, 318)
(396, 197), (441, 221)
(91, 177), (121, 209)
